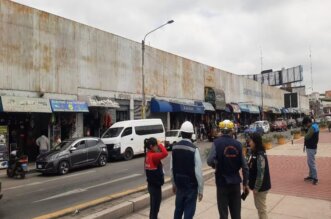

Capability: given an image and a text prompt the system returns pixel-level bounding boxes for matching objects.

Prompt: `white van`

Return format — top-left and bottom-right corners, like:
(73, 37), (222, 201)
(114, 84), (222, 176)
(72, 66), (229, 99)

(101, 119), (165, 160)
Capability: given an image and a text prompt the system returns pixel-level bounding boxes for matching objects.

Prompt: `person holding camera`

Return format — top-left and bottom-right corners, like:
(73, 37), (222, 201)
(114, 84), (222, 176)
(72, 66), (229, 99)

(247, 133), (271, 219)
(144, 137), (168, 219)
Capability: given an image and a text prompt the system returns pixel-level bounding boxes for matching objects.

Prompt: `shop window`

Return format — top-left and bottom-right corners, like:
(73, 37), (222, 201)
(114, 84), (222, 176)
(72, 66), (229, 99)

(121, 127), (132, 137)
(135, 125), (164, 135)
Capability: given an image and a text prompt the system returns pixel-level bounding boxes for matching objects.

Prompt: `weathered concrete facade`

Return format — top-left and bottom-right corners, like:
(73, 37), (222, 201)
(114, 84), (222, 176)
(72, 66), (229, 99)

(0, 0), (309, 110)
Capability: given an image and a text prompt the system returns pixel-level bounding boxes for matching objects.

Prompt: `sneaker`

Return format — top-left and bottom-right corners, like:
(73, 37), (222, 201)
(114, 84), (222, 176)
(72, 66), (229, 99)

(312, 179), (318, 185)
(304, 176), (313, 181)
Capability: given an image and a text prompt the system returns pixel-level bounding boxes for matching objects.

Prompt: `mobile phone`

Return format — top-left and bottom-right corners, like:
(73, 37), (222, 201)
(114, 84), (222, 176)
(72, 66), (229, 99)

(241, 191), (248, 200)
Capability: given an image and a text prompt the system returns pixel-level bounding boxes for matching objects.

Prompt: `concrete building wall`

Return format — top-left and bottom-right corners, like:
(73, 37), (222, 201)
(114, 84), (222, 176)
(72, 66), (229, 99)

(0, 0), (309, 110)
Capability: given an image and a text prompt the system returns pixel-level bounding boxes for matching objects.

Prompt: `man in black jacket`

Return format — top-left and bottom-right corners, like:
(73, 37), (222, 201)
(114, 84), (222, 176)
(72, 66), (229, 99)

(207, 120), (249, 219)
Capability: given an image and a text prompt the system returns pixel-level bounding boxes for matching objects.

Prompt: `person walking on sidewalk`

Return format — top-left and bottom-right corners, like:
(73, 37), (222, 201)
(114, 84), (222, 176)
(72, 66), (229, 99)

(171, 121), (204, 219)
(36, 131), (50, 155)
(144, 137), (168, 219)
(207, 120), (249, 219)
(302, 117), (319, 185)
(247, 133), (271, 219)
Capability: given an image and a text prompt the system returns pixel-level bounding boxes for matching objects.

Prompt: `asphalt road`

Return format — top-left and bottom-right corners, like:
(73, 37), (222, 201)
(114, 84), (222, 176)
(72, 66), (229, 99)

(0, 142), (212, 219)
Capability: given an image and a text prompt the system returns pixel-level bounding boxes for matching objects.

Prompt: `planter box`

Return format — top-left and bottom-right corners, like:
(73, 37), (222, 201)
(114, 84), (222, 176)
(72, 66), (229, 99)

(263, 142), (272, 150)
(277, 137), (286, 145)
(293, 133), (301, 139)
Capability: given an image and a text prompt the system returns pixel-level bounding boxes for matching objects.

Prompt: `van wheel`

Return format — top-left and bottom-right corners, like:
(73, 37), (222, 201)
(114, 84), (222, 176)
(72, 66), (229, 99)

(58, 161), (70, 175)
(123, 148), (134, 161)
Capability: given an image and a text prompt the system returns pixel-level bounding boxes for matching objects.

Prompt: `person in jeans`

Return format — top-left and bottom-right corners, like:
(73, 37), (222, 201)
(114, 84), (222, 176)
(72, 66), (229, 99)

(171, 121), (204, 219)
(144, 137), (168, 219)
(207, 120), (249, 219)
(248, 133), (271, 219)
(302, 117), (319, 185)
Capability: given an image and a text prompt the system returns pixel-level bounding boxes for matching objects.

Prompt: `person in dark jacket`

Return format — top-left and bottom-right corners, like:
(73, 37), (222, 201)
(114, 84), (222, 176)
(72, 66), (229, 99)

(248, 133), (271, 219)
(144, 137), (168, 219)
(207, 120), (249, 219)
(302, 117), (319, 185)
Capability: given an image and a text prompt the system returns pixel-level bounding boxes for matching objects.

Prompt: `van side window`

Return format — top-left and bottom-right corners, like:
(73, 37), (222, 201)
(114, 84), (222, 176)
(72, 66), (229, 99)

(135, 125), (164, 135)
(121, 127), (132, 137)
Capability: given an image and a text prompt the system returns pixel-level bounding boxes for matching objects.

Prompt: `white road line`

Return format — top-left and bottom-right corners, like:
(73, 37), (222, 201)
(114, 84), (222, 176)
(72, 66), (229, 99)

(4, 170), (96, 191)
(33, 173), (142, 203)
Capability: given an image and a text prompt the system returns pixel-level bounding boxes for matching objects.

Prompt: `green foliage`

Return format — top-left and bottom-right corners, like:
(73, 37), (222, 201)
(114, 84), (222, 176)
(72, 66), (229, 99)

(273, 133), (285, 139)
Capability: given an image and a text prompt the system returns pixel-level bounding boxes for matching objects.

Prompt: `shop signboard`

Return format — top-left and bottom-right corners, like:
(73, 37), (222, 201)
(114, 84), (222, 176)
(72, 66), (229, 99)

(0, 125), (9, 169)
(88, 96), (120, 108)
(50, 100), (89, 112)
(214, 89), (226, 110)
(1, 96), (52, 113)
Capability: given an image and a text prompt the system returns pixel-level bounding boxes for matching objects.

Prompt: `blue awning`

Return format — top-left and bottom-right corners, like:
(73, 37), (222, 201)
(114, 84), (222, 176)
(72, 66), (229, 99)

(151, 98), (173, 113)
(238, 103), (250, 113)
(247, 104), (260, 114)
(195, 101), (215, 111)
(50, 100), (89, 112)
(171, 102), (204, 114)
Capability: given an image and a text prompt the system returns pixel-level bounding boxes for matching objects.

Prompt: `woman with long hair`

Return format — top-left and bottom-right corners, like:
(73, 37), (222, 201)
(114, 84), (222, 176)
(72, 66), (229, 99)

(248, 133), (271, 219)
(144, 137), (168, 219)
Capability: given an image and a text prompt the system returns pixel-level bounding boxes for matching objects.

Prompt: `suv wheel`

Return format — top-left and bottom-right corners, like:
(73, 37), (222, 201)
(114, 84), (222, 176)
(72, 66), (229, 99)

(58, 161), (70, 175)
(98, 154), (107, 167)
(123, 148), (134, 161)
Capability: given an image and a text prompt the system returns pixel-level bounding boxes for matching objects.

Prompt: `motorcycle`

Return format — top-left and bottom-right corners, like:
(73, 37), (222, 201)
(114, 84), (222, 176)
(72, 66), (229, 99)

(7, 150), (28, 179)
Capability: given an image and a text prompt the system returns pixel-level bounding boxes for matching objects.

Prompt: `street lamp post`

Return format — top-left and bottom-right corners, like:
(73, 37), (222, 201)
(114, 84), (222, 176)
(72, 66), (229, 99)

(141, 20), (174, 119)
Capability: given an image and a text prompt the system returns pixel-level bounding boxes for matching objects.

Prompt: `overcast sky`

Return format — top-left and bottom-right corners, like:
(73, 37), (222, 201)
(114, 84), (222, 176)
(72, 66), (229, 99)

(13, 0), (331, 94)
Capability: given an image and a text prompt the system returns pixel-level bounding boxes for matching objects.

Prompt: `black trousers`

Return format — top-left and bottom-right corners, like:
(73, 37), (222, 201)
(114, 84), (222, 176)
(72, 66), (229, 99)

(148, 184), (162, 219)
(217, 184), (241, 219)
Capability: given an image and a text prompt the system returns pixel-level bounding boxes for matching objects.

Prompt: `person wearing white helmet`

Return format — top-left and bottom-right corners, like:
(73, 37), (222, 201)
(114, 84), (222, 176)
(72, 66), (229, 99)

(170, 121), (204, 219)
(207, 120), (249, 219)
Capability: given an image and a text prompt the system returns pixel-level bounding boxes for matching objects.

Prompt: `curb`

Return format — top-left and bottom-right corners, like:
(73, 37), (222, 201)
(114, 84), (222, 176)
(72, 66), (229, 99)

(81, 169), (215, 219)
(33, 168), (214, 219)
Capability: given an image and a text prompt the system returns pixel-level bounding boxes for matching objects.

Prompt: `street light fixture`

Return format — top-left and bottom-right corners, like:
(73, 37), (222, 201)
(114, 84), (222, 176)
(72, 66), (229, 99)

(141, 20), (174, 119)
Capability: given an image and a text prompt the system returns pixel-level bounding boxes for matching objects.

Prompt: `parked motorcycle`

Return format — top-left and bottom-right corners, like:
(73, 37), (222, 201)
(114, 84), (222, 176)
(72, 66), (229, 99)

(7, 150), (28, 179)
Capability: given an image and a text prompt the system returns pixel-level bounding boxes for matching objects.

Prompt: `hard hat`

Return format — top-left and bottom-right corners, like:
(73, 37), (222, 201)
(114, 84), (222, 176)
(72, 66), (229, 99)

(180, 121), (194, 133)
(219, 120), (234, 131)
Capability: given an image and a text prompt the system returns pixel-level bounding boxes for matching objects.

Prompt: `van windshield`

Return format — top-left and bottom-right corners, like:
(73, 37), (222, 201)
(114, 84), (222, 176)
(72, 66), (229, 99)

(102, 127), (124, 138)
(166, 131), (178, 137)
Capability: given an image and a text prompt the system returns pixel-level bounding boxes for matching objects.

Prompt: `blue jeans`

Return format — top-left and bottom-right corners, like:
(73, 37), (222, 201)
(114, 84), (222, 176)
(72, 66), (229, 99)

(306, 149), (317, 179)
(174, 186), (198, 219)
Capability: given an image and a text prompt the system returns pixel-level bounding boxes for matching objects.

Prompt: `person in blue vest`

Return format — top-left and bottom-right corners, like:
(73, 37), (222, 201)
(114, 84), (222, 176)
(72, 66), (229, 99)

(302, 117), (319, 185)
(171, 121), (204, 219)
(207, 120), (249, 219)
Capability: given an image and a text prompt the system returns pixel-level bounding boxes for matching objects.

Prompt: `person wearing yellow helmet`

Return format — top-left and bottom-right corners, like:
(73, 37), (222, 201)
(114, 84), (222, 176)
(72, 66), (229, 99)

(207, 120), (249, 219)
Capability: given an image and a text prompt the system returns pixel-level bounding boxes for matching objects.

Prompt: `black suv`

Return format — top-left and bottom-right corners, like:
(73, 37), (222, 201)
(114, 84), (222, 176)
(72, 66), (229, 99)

(36, 137), (108, 175)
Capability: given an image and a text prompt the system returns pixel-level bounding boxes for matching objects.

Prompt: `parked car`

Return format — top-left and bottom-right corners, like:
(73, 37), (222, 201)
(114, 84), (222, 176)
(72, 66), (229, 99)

(165, 130), (196, 150)
(254, 121), (270, 133)
(271, 118), (287, 131)
(36, 137), (108, 175)
(287, 119), (297, 128)
(244, 123), (265, 136)
(101, 119), (165, 160)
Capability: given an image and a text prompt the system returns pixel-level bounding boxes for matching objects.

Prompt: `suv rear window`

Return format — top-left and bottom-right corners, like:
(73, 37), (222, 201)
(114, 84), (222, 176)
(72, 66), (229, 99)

(135, 125), (164, 135)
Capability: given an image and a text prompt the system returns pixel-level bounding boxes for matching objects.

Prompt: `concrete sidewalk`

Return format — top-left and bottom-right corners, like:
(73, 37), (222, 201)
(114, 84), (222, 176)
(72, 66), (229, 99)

(125, 178), (331, 219)
(124, 130), (331, 219)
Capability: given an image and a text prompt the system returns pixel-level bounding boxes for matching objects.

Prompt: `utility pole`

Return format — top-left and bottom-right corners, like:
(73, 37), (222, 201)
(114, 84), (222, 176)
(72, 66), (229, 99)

(260, 47), (264, 120)
(309, 47), (313, 93)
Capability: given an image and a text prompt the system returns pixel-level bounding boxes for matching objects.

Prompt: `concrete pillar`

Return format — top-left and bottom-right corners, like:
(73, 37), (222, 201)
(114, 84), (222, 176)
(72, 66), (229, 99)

(167, 112), (171, 131)
(130, 97), (134, 120)
(72, 113), (84, 138)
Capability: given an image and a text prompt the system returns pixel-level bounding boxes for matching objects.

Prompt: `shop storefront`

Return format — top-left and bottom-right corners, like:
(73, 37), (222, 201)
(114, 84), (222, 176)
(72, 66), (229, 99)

(79, 96), (119, 137)
(150, 98), (173, 130)
(0, 96), (52, 161)
(226, 103), (241, 123)
(50, 99), (89, 144)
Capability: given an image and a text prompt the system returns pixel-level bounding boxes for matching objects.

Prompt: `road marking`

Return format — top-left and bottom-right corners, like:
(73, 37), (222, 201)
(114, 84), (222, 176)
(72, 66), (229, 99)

(33, 173), (142, 203)
(4, 170), (96, 191)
